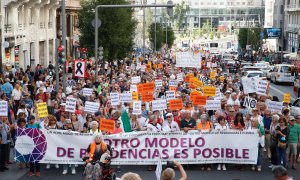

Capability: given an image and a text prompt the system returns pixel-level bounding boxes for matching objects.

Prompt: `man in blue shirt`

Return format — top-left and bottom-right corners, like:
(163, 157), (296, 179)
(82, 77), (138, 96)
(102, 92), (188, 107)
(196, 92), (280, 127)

(0, 78), (13, 99)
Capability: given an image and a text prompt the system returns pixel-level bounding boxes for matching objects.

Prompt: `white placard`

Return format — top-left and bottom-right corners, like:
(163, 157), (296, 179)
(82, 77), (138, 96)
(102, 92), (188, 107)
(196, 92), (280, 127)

(130, 85), (138, 92)
(84, 101), (100, 113)
(65, 97), (76, 113)
(177, 73), (183, 82)
(212, 63), (218, 68)
(120, 93), (132, 103)
(243, 97), (257, 109)
(155, 80), (163, 89)
(74, 60), (86, 78)
(256, 80), (268, 95)
(205, 100), (221, 111)
(214, 88), (222, 100)
(82, 88), (93, 96)
(132, 101), (142, 115)
(110, 93), (120, 106)
(169, 80), (178, 87)
(199, 76), (208, 83)
(266, 100), (283, 113)
(131, 76), (141, 84)
(175, 52), (202, 68)
(152, 99), (167, 111)
(242, 76), (259, 94)
(0, 101), (8, 116)
(165, 91), (176, 101)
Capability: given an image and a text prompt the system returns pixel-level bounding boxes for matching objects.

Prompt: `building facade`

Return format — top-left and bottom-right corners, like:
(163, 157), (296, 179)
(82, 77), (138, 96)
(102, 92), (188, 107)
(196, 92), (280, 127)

(1, 0), (61, 69)
(285, 0), (300, 52)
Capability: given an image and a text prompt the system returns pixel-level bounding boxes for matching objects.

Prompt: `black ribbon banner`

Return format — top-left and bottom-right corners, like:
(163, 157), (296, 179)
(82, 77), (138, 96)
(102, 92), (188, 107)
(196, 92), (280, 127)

(75, 62), (83, 75)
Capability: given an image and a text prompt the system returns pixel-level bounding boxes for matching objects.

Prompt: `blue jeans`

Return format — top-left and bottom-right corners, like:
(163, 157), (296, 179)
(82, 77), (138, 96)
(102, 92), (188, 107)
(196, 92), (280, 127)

(257, 146), (263, 166)
(276, 147), (287, 167)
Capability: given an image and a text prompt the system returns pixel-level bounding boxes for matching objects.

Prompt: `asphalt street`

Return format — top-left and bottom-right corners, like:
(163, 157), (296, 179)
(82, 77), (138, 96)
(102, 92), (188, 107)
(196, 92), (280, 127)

(269, 83), (298, 102)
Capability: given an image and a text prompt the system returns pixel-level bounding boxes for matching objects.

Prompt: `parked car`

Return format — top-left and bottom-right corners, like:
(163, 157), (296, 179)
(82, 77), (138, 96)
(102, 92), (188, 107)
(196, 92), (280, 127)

(266, 66), (275, 80)
(242, 70), (266, 79)
(290, 98), (300, 117)
(270, 64), (294, 84)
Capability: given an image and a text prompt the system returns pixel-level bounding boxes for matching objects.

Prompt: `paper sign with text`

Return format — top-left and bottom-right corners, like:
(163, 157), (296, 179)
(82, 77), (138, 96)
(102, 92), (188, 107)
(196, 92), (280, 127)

(132, 92), (139, 101)
(120, 93), (132, 103)
(132, 76), (141, 84)
(152, 99), (167, 111)
(100, 119), (115, 132)
(84, 101), (100, 113)
(169, 99), (183, 110)
(266, 100), (283, 113)
(37, 102), (48, 118)
(141, 82), (155, 93)
(193, 95), (207, 106)
(0, 101), (8, 116)
(132, 101), (142, 115)
(256, 80), (268, 95)
(165, 91), (176, 101)
(206, 100), (221, 111)
(110, 93), (120, 106)
(203, 86), (217, 96)
(142, 93), (153, 102)
(65, 97), (76, 113)
(283, 94), (291, 103)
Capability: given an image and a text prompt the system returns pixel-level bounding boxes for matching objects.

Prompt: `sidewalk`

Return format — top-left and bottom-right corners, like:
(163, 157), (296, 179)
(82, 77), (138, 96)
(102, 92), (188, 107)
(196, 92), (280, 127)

(0, 148), (27, 180)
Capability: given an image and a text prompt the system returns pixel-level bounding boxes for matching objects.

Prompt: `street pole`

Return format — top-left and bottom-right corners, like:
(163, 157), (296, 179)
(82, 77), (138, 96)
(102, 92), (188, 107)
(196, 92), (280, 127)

(280, 6), (285, 63)
(95, 8), (99, 82)
(61, 0), (67, 92)
(143, 0), (146, 57)
(55, 39), (59, 91)
(154, 0), (157, 53)
(166, 17), (168, 46)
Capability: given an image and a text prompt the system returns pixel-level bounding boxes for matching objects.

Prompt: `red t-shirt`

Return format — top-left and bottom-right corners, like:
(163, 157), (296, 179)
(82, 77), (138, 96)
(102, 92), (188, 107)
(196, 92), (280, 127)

(35, 93), (48, 102)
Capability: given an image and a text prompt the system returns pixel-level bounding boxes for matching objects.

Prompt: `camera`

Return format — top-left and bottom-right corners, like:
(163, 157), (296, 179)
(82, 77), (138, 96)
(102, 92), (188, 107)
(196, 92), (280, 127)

(166, 160), (175, 169)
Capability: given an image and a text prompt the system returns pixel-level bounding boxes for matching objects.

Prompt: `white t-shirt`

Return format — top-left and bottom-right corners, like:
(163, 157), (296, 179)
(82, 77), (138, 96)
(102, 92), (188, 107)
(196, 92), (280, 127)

(12, 89), (22, 100)
(147, 123), (162, 132)
(162, 121), (180, 132)
(17, 108), (29, 117)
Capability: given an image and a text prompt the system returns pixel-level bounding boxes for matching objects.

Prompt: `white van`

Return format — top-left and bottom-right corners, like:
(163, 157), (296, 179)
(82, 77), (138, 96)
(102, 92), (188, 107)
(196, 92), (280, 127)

(270, 64), (294, 84)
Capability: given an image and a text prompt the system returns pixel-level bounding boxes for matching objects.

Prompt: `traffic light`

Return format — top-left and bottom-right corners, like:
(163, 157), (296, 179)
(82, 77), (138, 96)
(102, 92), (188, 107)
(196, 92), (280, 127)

(58, 45), (65, 63)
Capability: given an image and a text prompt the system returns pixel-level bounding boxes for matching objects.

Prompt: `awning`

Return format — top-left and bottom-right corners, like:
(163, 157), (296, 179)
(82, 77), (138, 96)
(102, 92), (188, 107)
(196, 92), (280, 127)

(283, 52), (297, 58)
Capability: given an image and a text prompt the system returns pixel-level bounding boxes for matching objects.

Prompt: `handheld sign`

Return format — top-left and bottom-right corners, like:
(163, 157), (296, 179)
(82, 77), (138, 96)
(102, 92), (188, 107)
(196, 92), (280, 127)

(0, 101), (8, 116)
(283, 93), (291, 103)
(152, 99), (167, 111)
(165, 91), (176, 101)
(85, 101), (100, 113)
(142, 93), (153, 102)
(132, 92), (139, 101)
(132, 101), (142, 115)
(82, 88), (93, 96)
(110, 93), (120, 106)
(37, 102), (48, 118)
(243, 97), (257, 109)
(193, 95), (207, 106)
(99, 119), (115, 132)
(203, 86), (217, 96)
(206, 100), (221, 111)
(120, 93), (132, 103)
(65, 97), (76, 113)
(169, 99), (183, 110)
(74, 60), (86, 78)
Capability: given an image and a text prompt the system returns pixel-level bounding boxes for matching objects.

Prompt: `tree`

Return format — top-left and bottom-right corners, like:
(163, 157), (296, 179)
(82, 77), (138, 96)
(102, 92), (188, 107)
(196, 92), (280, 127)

(217, 31), (221, 39)
(148, 23), (164, 51)
(78, 0), (137, 60)
(172, 1), (190, 30)
(163, 26), (175, 48)
(209, 31), (214, 40)
(202, 20), (211, 35)
(238, 28), (262, 50)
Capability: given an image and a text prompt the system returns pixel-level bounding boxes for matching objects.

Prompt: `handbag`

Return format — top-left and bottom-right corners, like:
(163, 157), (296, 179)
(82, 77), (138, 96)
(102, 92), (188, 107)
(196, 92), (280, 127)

(270, 136), (277, 148)
(277, 141), (287, 148)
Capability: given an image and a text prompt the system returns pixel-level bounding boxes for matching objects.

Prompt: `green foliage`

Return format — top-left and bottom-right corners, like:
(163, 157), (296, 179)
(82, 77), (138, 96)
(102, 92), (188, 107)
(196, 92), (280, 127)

(202, 21), (211, 35)
(172, 1), (190, 30)
(217, 31), (221, 39)
(163, 26), (175, 48)
(209, 31), (214, 40)
(238, 28), (262, 50)
(148, 23), (164, 51)
(78, 0), (137, 59)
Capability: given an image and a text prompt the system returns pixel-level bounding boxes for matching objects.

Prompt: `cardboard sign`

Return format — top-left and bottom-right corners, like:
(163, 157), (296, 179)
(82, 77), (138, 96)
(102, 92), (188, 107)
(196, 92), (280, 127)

(74, 60), (86, 78)
(206, 100), (221, 111)
(137, 84), (143, 93)
(141, 82), (155, 93)
(243, 97), (257, 109)
(203, 86), (217, 96)
(0, 101), (8, 116)
(155, 80), (163, 89)
(256, 80), (268, 95)
(110, 93), (120, 106)
(192, 79), (203, 88)
(193, 95), (207, 106)
(152, 99), (167, 111)
(99, 119), (115, 132)
(131, 76), (141, 84)
(157, 63), (163, 69)
(165, 91), (176, 101)
(132, 92), (139, 101)
(169, 80), (178, 87)
(190, 91), (201, 101)
(169, 99), (183, 110)
(132, 101), (142, 115)
(65, 97), (76, 113)
(82, 88), (93, 96)
(120, 93), (132, 103)
(214, 88), (222, 100)
(242, 76), (259, 94)
(130, 85), (138, 92)
(266, 100), (283, 113)
(220, 76), (224, 81)
(177, 73), (183, 82)
(37, 102), (48, 118)
(283, 93), (291, 103)
(142, 93), (153, 102)
(169, 86), (177, 91)
(210, 71), (217, 79)
(84, 101), (100, 113)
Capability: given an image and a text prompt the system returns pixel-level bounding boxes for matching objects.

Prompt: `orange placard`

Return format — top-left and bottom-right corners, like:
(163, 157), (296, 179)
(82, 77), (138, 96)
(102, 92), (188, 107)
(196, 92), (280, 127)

(192, 79), (203, 88)
(203, 86), (217, 96)
(185, 73), (194, 83)
(137, 84), (143, 93)
(193, 95), (207, 106)
(169, 86), (177, 91)
(132, 92), (139, 101)
(158, 63), (163, 69)
(142, 93), (153, 102)
(190, 91), (200, 101)
(220, 76), (224, 81)
(169, 99), (183, 110)
(99, 119), (115, 132)
(210, 71), (217, 79)
(142, 82), (155, 93)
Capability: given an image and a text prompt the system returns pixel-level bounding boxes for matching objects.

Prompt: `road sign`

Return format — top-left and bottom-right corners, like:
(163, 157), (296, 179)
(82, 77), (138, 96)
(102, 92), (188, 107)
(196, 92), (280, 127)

(91, 19), (101, 28)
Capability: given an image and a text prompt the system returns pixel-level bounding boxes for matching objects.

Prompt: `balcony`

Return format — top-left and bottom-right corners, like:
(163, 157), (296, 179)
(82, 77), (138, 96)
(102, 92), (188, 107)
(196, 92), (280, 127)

(285, 4), (300, 12)
(48, 22), (53, 29)
(40, 23), (45, 29)
(4, 24), (12, 33)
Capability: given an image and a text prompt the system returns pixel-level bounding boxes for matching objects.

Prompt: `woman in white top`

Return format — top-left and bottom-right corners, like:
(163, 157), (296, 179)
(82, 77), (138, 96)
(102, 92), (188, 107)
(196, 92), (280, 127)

(214, 116), (228, 171)
(12, 83), (22, 114)
(162, 113), (180, 132)
(146, 115), (162, 132)
(17, 103), (29, 118)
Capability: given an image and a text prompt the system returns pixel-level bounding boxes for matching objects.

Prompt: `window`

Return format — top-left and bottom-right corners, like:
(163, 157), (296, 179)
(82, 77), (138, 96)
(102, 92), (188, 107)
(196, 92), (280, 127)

(237, 2), (240, 5)
(242, 2), (245, 5)
(220, 2), (224, 5)
(280, 5), (284, 14)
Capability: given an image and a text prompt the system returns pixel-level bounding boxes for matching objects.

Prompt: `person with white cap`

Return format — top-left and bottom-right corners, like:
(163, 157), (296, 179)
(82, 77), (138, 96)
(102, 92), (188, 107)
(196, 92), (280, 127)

(162, 113), (180, 132)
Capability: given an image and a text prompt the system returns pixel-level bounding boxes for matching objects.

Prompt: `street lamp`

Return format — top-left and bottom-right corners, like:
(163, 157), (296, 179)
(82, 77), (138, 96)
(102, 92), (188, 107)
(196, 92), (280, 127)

(94, 2), (174, 82)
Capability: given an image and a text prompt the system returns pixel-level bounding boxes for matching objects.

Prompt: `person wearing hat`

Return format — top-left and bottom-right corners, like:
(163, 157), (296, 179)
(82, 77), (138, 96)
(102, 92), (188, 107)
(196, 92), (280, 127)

(162, 113), (180, 132)
(20, 92), (34, 110)
(112, 120), (124, 134)
(287, 116), (300, 170)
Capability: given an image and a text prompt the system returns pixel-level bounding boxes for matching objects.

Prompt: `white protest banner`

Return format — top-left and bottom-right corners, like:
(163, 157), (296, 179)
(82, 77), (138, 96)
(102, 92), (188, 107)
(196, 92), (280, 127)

(176, 52), (201, 68)
(130, 85), (138, 92)
(169, 80), (178, 87)
(84, 101), (100, 113)
(214, 88), (222, 100)
(242, 76), (259, 94)
(15, 129), (259, 165)
(165, 91), (176, 101)
(0, 101), (8, 116)
(155, 80), (163, 89)
(266, 100), (283, 113)
(131, 76), (141, 84)
(120, 93), (132, 103)
(176, 73), (183, 82)
(82, 88), (93, 96)
(243, 97), (257, 109)
(132, 101), (142, 115)
(152, 99), (167, 111)
(206, 100), (221, 111)
(65, 97), (76, 113)
(110, 93), (120, 106)
(256, 80), (268, 95)
(74, 60), (86, 78)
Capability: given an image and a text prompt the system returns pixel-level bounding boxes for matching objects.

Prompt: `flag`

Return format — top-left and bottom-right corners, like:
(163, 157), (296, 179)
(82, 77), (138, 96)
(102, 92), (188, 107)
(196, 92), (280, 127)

(121, 110), (131, 132)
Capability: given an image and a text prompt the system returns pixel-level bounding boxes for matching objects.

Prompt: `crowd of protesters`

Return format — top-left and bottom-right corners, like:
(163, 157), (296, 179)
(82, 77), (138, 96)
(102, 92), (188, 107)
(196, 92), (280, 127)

(0, 49), (299, 180)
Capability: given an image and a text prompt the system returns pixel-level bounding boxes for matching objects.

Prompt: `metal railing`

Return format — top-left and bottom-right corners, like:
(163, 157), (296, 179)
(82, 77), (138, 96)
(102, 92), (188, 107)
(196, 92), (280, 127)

(40, 23), (45, 29)
(285, 4), (300, 11)
(4, 24), (12, 33)
(48, 22), (53, 28)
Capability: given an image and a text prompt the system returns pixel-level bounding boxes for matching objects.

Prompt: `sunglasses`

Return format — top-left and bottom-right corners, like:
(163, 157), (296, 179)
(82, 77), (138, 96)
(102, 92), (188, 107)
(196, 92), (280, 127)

(280, 121), (285, 123)
(167, 116), (172, 118)
(230, 111), (235, 112)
